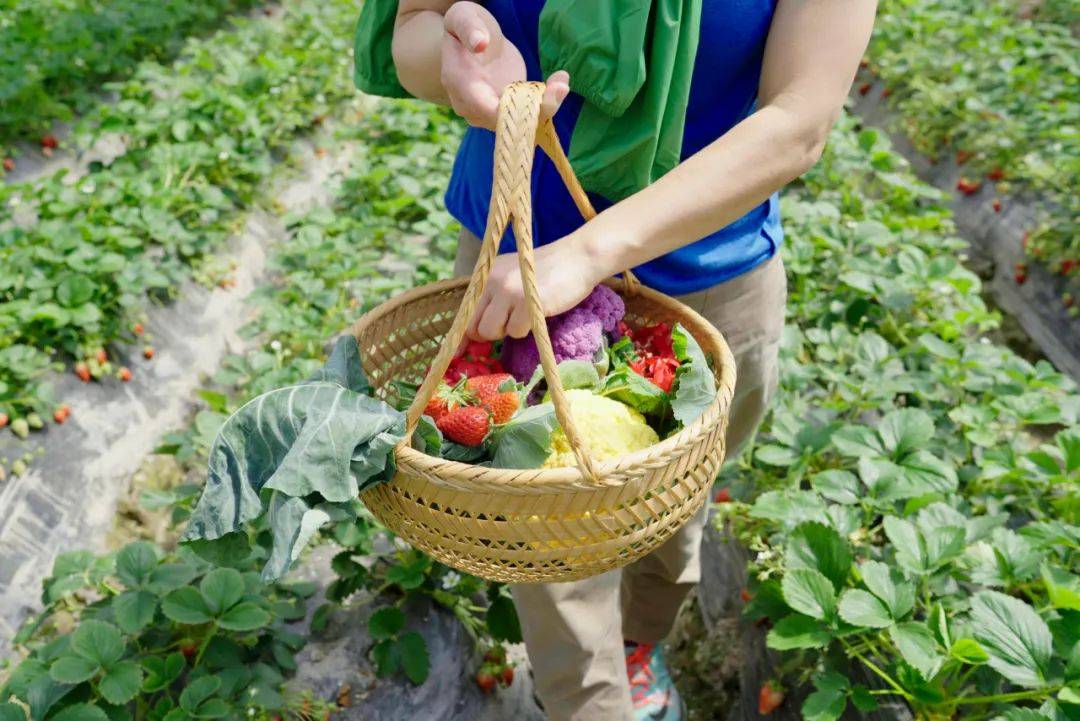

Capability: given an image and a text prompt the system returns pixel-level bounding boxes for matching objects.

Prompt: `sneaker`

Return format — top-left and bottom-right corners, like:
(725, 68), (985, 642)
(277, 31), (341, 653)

(624, 641), (685, 721)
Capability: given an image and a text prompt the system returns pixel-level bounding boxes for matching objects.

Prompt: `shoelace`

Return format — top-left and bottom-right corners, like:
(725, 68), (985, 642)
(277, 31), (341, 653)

(626, 643), (658, 708)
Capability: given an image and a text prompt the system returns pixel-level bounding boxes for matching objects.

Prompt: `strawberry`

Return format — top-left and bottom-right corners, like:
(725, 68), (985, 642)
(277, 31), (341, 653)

(476, 671), (497, 694)
(424, 380), (474, 422)
(483, 647), (506, 664)
(956, 177), (981, 196)
(75, 362), (91, 382)
(119, 366), (133, 382)
(437, 406), (490, 446)
(2, 158), (14, 172)
(859, 59), (869, 69)
(133, 322), (144, 335)
(41, 134), (58, 149)
(54, 409), (67, 424)
(714, 487), (732, 503)
(740, 588), (753, 603)
(1062, 259), (1078, 275)
(0, 413), (8, 429)
(180, 643), (198, 660)
(987, 167), (1005, 181)
(467, 374), (519, 423)
(500, 667), (514, 687)
(1014, 262), (1028, 285)
(95, 348), (107, 364)
(881, 87), (892, 98)
(143, 346), (155, 360)
(486, 392), (520, 424)
(758, 682), (785, 714)
(466, 373), (513, 398)
(58, 404), (71, 420)
(955, 149), (973, 165)
(992, 198), (1002, 213)
(857, 82), (871, 96)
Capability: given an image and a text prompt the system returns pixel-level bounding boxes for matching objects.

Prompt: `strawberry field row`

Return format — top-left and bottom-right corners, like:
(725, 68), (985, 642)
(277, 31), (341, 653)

(0, 0), (359, 436)
(864, 0), (1078, 280)
(0, 0), (259, 148)
(720, 117), (1079, 717)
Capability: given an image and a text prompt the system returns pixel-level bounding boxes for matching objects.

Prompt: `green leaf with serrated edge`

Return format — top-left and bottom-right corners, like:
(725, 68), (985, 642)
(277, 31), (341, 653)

(883, 516), (927, 575)
(838, 589), (893, 628)
(860, 561), (915, 620)
(372, 639), (398, 677)
(199, 568), (244, 615)
(928, 603), (951, 649)
(368, 607), (405, 641)
(749, 490), (829, 528)
(486, 595), (523, 643)
(850, 686), (877, 712)
(50, 705), (110, 721)
(832, 425), (884, 458)
(161, 587), (213, 625)
(890, 623), (944, 681)
(490, 403), (558, 469)
(670, 324), (715, 425)
(115, 542), (158, 588)
(596, 366), (669, 416)
(802, 688), (846, 721)
(218, 602), (271, 631)
(971, 590), (1052, 688)
(112, 590), (157, 634)
(396, 632), (430, 685)
(97, 660), (143, 705)
(786, 522), (852, 590)
(811, 470), (860, 505)
(1043, 564), (1080, 611)
(193, 698), (229, 719)
(49, 655), (99, 684)
(950, 638), (989, 665)
(180, 675), (221, 714)
(878, 408), (934, 456)
(781, 569), (837, 621)
(146, 563), (198, 595)
(766, 615), (832, 650)
(70, 620), (124, 668)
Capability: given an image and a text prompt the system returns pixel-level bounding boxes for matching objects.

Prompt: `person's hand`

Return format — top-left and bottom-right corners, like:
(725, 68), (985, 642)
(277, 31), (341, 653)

(467, 234), (603, 341)
(441, 2), (569, 130)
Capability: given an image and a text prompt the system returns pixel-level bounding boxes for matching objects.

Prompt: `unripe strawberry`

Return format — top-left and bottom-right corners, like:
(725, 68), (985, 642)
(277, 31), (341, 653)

(26, 413), (43, 430)
(11, 418), (29, 439)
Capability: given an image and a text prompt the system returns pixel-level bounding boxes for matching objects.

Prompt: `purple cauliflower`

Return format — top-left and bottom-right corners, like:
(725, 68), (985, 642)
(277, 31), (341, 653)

(499, 286), (625, 382)
(577, 284), (625, 334)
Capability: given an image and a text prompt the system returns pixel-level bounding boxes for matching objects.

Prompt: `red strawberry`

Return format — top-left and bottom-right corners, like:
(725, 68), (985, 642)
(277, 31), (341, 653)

(740, 588), (753, 603)
(75, 363), (91, 382)
(484, 647), (506, 664)
(95, 348), (107, 364)
(476, 671), (497, 694)
(437, 406), (490, 446)
(758, 682), (785, 714)
(119, 367), (133, 382)
(993, 198), (1002, 213)
(58, 404), (71, 420)
(2, 158), (14, 172)
(987, 167), (1005, 181)
(467, 374), (519, 423)
(466, 373), (513, 398)
(180, 643), (198, 660)
(1014, 263), (1028, 285)
(1062, 259), (1077, 274)
(133, 323), (144, 335)
(0, 413), (8, 429)
(53, 409), (67, 424)
(143, 346), (155, 360)
(486, 392), (520, 424)
(955, 149), (973, 165)
(956, 178), (981, 196)
(857, 83), (871, 96)
(881, 87), (892, 98)
(500, 667), (514, 687)
(424, 380), (473, 423)
(714, 487), (732, 503)
(40, 134), (58, 149)
(859, 59), (869, 69)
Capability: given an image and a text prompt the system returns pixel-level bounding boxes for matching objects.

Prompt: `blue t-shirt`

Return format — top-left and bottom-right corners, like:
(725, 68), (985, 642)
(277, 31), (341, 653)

(445, 0), (782, 296)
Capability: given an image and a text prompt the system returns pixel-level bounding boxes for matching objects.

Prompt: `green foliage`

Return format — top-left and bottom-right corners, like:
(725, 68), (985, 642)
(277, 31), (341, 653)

(0, 0), (359, 424)
(2, 541), (325, 720)
(868, 0), (1079, 275)
(725, 116), (1080, 717)
(0, 0), (258, 145)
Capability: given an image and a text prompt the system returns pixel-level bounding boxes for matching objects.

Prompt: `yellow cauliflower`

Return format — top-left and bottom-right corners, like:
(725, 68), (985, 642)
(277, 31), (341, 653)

(543, 389), (659, 469)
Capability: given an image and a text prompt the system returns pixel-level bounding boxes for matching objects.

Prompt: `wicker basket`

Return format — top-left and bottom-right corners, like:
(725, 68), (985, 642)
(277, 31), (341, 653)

(353, 82), (736, 583)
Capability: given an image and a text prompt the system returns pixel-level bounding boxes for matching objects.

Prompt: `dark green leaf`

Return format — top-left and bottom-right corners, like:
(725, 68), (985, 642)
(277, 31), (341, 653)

(766, 615), (832, 650)
(596, 367), (669, 416)
(860, 561), (915, 620)
(486, 596), (522, 643)
(786, 522), (852, 589)
(112, 590), (157, 634)
(781, 569), (837, 621)
(97, 661), (143, 705)
(179, 676), (221, 714)
(115, 542), (158, 588)
(368, 607), (405, 641)
(490, 403), (558, 469)
(0, 703), (27, 721)
(161, 587), (213, 625)
(396, 632), (430, 685)
(890, 623), (944, 681)
(218, 602), (271, 631)
(838, 590), (893, 628)
(199, 568), (245, 615)
(50, 705), (110, 721)
(49, 655), (100, 684)
(70, 620), (124, 668)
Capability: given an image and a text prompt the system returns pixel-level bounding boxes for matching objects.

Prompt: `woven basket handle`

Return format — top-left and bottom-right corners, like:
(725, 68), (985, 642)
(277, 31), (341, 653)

(404, 81), (636, 482)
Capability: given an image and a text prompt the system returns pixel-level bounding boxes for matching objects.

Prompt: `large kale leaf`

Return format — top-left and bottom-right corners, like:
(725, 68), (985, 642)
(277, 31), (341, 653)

(181, 336), (405, 579)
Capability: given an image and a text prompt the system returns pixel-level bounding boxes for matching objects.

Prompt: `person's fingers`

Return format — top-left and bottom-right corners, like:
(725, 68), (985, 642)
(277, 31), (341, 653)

(505, 302), (532, 339)
(444, 2), (492, 52)
(541, 70), (571, 120)
(475, 297), (512, 341)
(467, 291), (493, 341)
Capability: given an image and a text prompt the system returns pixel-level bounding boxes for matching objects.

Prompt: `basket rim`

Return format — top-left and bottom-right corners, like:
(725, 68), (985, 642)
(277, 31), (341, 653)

(352, 276), (737, 491)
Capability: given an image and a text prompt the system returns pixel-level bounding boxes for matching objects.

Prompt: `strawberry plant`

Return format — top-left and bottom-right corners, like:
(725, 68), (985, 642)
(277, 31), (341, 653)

(0, 540), (329, 720)
(720, 117), (1079, 718)
(866, 0), (1079, 278)
(0, 0), (258, 146)
(0, 0), (358, 431)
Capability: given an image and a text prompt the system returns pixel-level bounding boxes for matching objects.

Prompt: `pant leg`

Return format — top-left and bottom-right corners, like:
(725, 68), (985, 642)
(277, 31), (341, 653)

(621, 255), (786, 644)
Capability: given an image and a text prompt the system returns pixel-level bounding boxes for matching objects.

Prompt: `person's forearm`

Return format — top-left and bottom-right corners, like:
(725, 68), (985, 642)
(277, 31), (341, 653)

(392, 4), (451, 104)
(575, 96), (834, 279)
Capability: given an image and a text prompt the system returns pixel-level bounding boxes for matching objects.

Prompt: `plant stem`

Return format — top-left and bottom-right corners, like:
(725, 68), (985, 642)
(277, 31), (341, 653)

(953, 686), (1061, 706)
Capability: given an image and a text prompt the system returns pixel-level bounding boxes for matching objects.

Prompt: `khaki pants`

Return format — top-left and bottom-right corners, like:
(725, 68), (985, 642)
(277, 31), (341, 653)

(453, 231), (786, 721)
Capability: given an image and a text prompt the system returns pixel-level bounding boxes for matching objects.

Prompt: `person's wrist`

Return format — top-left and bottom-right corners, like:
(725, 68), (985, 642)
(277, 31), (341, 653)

(571, 210), (641, 284)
